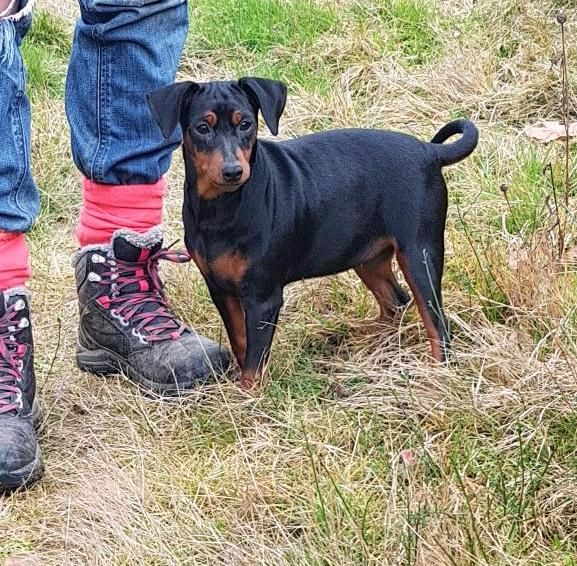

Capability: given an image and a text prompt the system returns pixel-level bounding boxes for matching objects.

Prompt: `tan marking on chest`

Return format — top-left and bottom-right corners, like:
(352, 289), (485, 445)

(210, 251), (249, 284)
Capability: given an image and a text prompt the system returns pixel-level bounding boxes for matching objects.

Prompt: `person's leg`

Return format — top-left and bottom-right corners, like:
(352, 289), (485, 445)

(0, 0), (36, 249)
(67, 0), (231, 394)
(0, 0), (44, 490)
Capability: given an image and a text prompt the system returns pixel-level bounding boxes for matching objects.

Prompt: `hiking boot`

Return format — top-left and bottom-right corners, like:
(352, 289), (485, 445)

(0, 289), (43, 490)
(74, 227), (231, 395)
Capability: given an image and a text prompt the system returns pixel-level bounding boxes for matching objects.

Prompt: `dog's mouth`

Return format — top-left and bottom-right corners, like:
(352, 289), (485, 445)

(215, 171), (251, 190)
(216, 181), (245, 191)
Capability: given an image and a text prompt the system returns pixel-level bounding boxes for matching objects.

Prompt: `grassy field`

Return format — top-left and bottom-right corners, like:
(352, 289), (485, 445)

(2, 0), (577, 564)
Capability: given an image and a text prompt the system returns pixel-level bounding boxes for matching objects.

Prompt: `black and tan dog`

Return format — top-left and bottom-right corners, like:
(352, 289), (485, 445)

(147, 78), (478, 388)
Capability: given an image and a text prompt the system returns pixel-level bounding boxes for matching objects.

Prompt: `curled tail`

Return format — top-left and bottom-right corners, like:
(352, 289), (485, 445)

(430, 119), (479, 167)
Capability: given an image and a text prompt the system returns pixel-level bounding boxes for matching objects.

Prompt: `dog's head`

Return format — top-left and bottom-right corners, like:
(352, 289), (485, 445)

(147, 78), (287, 199)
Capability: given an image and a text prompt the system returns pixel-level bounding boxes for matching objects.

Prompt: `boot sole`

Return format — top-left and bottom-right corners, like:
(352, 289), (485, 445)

(76, 342), (217, 396)
(0, 401), (45, 491)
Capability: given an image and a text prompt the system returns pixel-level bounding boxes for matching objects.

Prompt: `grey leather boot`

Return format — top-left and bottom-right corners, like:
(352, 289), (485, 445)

(74, 227), (231, 395)
(0, 288), (43, 490)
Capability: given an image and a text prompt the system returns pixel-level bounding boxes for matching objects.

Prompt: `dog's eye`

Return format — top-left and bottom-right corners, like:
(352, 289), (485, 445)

(239, 120), (252, 131)
(195, 124), (210, 135)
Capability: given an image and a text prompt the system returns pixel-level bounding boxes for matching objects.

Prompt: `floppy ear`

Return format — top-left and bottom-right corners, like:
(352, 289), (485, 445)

(238, 77), (287, 136)
(147, 81), (199, 140)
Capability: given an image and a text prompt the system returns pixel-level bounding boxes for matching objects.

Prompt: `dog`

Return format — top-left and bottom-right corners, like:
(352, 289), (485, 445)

(147, 77), (479, 388)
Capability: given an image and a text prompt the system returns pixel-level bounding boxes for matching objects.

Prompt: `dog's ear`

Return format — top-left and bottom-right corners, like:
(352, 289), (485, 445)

(238, 77), (287, 136)
(147, 81), (199, 139)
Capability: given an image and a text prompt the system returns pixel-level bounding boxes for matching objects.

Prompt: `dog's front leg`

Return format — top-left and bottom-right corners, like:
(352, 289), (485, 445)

(240, 290), (283, 389)
(207, 288), (247, 368)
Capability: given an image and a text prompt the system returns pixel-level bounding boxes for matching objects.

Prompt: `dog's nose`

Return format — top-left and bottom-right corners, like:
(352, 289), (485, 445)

(221, 163), (243, 183)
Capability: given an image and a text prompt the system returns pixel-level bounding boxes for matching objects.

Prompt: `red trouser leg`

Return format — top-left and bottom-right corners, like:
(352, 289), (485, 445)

(76, 177), (166, 247)
(0, 232), (31, 291)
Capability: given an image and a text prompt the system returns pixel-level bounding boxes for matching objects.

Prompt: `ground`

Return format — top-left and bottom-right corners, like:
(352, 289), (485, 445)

(2, 1), (577, 564)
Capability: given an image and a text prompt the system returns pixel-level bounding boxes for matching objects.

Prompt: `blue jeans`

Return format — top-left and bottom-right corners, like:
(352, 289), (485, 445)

(0, 0), (188, 233)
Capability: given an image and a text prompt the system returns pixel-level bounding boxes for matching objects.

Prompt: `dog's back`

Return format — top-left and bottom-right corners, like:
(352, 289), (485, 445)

(255, 128), (455, 282)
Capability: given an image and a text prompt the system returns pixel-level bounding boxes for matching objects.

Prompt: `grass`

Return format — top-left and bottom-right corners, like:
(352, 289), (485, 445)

(352, 0), (444, 65)
(189, 0), (336, 52)
(20, 11), (70, 100)
(187, 0), (338, 94)
(3, 1), (577, 564)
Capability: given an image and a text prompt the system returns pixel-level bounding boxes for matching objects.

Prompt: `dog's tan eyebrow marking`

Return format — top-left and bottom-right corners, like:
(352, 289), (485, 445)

(231, 111), (243, 126)
(203, 112), (217, 127)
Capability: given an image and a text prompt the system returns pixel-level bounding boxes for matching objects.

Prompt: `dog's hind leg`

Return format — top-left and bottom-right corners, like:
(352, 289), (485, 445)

(396, 243), (449, 362)
(355, 252), (410, 323)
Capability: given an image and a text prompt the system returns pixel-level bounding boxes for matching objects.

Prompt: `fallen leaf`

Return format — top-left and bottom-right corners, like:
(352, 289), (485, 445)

(524, 121), (577, 142)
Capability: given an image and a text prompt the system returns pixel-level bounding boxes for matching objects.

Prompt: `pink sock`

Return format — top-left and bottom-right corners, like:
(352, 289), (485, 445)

(76, 177), (166, 247)
(0, 232), (31, 291)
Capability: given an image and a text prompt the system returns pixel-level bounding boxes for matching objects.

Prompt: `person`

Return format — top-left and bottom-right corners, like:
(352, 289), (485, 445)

(0, 0), (230, 490)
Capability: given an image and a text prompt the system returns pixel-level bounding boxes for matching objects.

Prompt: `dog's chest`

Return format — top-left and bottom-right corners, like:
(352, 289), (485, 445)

(187, 237), (250, 290)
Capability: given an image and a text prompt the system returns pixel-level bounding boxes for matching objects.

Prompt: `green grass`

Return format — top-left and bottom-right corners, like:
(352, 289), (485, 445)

(20, 11), (71, 100)
(187, 0), (339, 94)
(352, 0), (444, 65)
(0, 541), (37, 561)
(189, 0), (337, 52)
(186, 0), (444, 92)
(241, 57), (335, 97)
(505, 147), (551, 236)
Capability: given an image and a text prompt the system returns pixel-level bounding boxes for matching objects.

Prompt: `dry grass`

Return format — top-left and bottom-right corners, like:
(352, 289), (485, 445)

(2, 0), (577, 564)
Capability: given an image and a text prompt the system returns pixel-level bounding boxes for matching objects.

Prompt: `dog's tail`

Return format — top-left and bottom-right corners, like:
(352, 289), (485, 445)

(430, 119), (479, 167)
